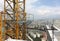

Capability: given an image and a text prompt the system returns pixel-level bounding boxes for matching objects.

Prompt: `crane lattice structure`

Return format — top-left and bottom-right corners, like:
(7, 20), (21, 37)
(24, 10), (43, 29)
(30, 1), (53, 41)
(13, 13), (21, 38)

(3, 0), (26, 40)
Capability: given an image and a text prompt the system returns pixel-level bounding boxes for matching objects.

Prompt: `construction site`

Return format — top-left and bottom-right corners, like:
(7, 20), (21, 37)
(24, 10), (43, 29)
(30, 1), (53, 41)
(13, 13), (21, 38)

(0, 0), (60, 41)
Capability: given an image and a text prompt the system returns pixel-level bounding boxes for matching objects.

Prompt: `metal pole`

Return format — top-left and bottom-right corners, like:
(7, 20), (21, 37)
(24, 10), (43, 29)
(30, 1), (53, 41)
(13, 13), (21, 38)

(0, 13), (2, 41)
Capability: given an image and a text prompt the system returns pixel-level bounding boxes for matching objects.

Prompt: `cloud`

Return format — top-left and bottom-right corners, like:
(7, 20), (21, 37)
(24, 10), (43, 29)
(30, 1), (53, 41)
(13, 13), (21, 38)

(0, 0), (60, 19)
(26, 0), (38, 14)
(37, 6), (60, 16)
(0, 0), (60, 16)
(26, 0), (60, 16)
(0, 0), (4, 11)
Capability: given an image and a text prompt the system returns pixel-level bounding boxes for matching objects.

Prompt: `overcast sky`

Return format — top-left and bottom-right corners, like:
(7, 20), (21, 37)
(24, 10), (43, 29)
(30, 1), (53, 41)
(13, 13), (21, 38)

(0, 0), (60, 20)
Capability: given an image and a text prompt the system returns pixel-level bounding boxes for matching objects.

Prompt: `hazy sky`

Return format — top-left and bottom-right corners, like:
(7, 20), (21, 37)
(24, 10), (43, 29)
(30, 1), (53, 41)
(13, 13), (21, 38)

(26, 0), (60, 20)
(0, 0), (60, 20)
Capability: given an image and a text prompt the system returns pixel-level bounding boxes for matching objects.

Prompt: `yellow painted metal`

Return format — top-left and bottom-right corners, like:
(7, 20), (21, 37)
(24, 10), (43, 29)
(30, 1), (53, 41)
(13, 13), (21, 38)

(22, 0), (26, 40)
(15, 0), (19, 39)
(0, 13), (2, 41)
(15, 0), (26, 40)
(4, 0), (7, 40)
(4, 0), (26, 40)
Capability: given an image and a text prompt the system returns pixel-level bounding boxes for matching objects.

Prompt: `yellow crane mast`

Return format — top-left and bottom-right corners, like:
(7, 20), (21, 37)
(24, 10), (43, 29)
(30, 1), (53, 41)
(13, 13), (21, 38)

(4, 0), (26, 40)
(0, 12), (2, 41)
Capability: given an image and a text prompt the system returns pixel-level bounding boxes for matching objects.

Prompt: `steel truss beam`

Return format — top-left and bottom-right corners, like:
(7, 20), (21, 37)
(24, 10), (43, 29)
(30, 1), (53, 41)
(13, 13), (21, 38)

(4, 0), (26, 40)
